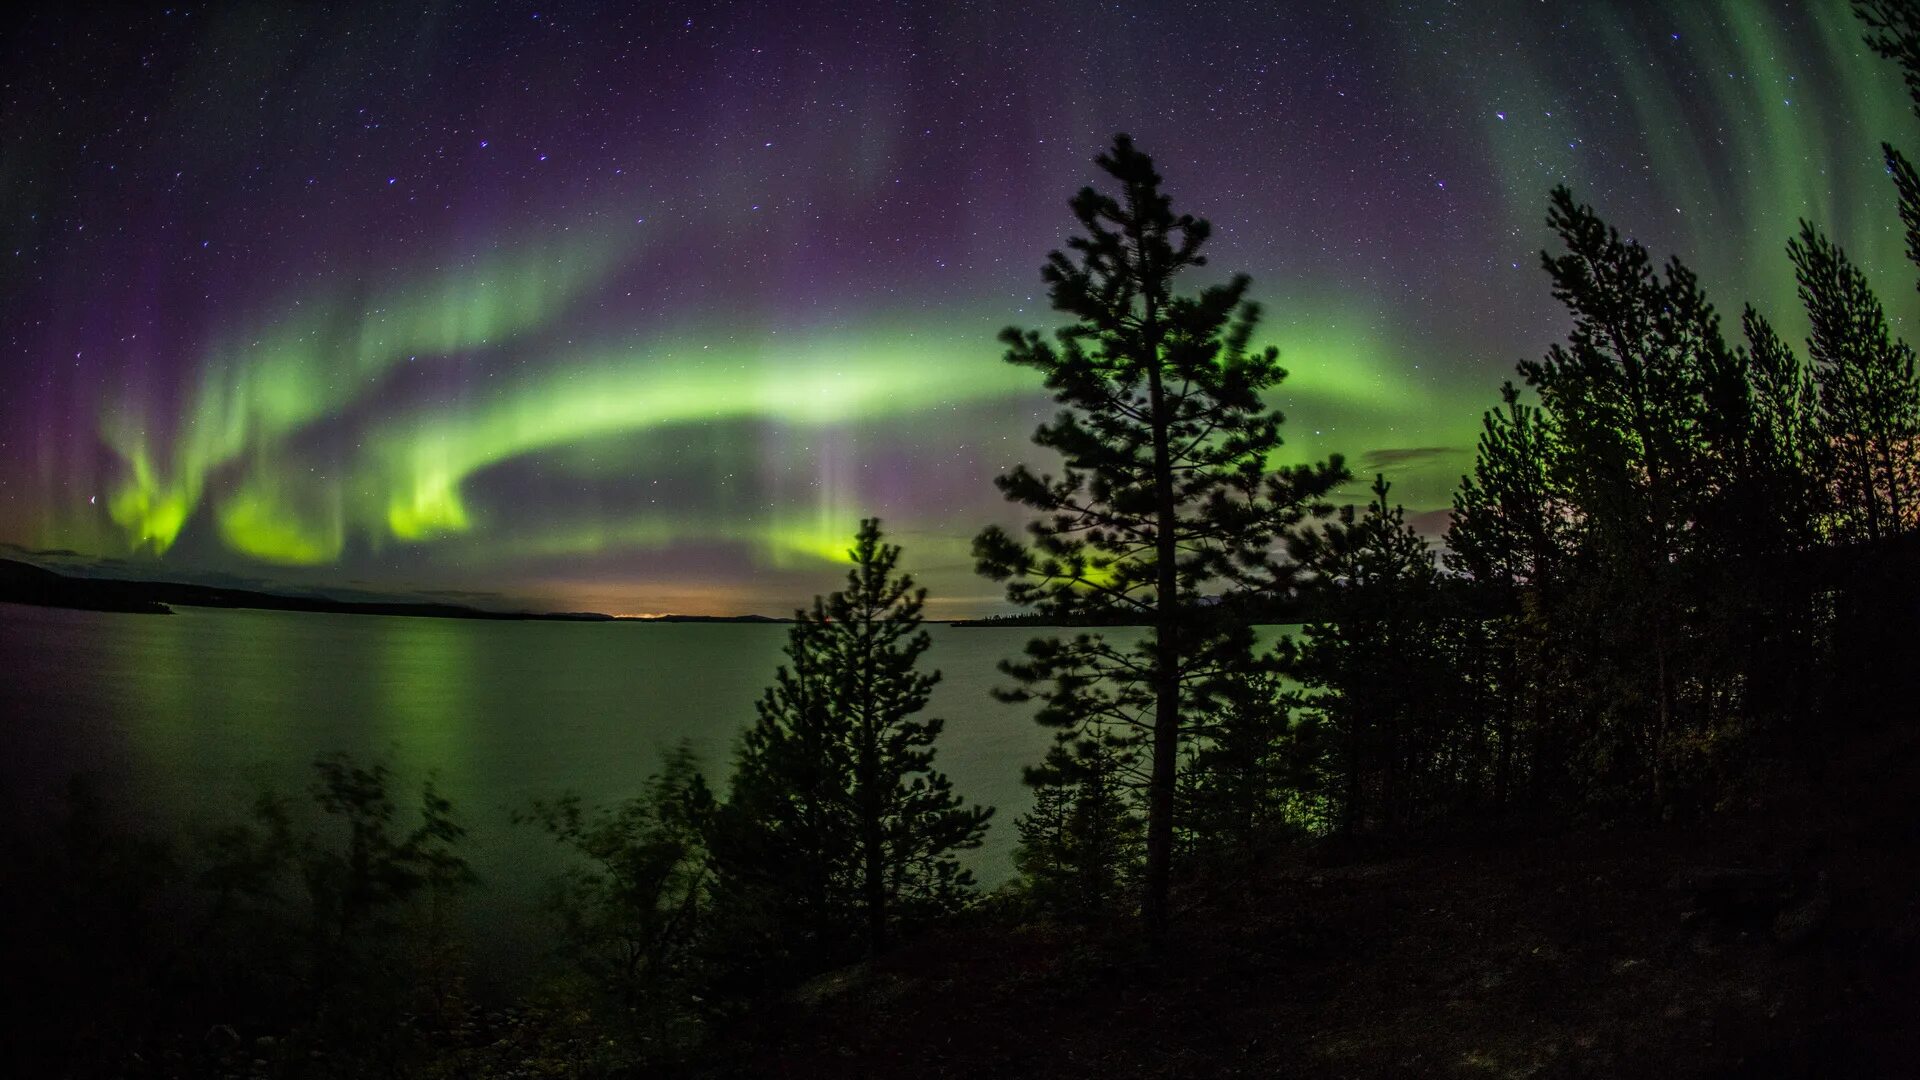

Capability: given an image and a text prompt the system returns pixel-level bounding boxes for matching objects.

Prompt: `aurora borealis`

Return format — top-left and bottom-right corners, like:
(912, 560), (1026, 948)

(2, 0), (1914, 615)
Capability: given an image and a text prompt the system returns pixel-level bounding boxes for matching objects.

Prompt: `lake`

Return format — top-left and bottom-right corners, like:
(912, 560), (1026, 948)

(0, 601), (1085, 972)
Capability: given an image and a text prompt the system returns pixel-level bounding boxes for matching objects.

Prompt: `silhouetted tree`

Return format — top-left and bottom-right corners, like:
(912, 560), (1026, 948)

(1738, 307), (1827, 551)
(1856, 2), (1920, 302)
(1441, 182), (1889, 811)
(1858, 1), (1920, 114)
(1013, 734), (1142, 920)
(1446, 383), (1568, 804)
(1516, 186), (1759, 801)
(1841, 1), (1920, 744)
(1179, 660), (1315, 873)
(975, 134), (1346, 941)
(198, 755), (475, 1051)
(714, 519), (991, 969)
(1856, 0), (1920, 294)
(517, 741), (714, 1039)
(1285, 476), (1461, 831)
(1853, 2), (1920, 540)
(1790, 223), (1920, 541)
(1449, 383), (1568, 592)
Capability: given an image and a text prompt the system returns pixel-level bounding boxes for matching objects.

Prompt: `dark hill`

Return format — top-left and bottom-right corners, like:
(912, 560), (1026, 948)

(0, 558), (172, 614)
(0, 558), (610, 621)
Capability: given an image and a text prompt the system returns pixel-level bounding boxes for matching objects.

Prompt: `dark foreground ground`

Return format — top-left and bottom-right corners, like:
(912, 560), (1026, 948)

(702, 736), (1920, 1078)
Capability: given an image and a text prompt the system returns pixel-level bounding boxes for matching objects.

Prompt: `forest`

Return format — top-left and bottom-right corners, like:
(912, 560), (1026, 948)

(6, 3), (1920, 1078)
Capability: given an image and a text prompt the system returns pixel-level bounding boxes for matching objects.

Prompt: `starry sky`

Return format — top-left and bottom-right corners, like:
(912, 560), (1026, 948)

(1, 0), (1913, 616)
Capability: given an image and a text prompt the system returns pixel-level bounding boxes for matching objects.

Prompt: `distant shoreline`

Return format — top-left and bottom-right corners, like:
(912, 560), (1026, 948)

(0, 558), (1309, 628)
(0, 558), (803, 623)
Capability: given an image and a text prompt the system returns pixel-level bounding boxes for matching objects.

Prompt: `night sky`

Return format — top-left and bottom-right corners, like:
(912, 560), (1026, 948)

(2, 0), (1913, 616)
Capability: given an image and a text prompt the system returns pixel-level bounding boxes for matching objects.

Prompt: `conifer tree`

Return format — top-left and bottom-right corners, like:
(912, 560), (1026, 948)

(1789, 224), (1920, 541)
(1448, 189), (1843, 809)
(714, 520), (991, 966)
(975, 135), (1347, 940)
(1180, 662), (1313, 872)
(1516, 186), (1744, 799)
(1738, 307), (1827, 550)
(1522, 188), (1727, 570)
(1284, 475), (1449, 831)
(1448, 382), (1567, 591)
(1858, 1), (1920, 115)
(1446, 384), (1568, 804)
(1854, 2), (1920, 539)
(1013, 735), (1142, 920)
(1856, 2), (1920, 288)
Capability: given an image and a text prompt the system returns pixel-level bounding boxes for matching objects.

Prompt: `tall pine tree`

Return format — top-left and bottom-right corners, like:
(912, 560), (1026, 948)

(1737, 307), (1826, 551)
(1516, 186), (1744, 801)
(1854, 1), (1920, 538)
(975, 135), (1347, 940)
(1284, 475), (1456, 831)
(714, 519), (991, 967)
(1789, 224), (1919, 542)
(1446, 383), (1569, 804)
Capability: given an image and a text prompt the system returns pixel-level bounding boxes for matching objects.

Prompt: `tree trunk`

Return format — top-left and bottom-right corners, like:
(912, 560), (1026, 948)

(1145, 621), (1179, 942)
(864, 813), (887, 956)
(1859, 440), (1882, 542)
(861, 728), (887, 955)
(1652, 602), (1670, 806)
(1494, 646), (1514, 808)
(1143, 313), (1179, 949)
(858, 618), (888, 957)
(1879, 431), (1907, 536)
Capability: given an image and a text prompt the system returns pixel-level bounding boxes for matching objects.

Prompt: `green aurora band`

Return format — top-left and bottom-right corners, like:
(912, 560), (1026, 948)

(101, 232), (633, 559)
(4, 0), (1915, 612)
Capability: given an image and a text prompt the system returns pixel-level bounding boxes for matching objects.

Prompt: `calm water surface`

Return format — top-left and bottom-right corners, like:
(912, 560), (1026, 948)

(2, 602), (1292, 973)
(0, 602), (1075, 968)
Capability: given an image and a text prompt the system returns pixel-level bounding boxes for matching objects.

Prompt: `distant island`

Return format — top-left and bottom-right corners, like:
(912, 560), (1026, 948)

(945, 612), (1146, 627)
(625, 612), (790, 623)
(0, 558), (788, 623)
(946, 596), (1337, 627)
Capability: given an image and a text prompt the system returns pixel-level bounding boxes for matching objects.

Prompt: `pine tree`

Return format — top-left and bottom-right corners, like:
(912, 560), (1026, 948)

(975, 135), (1347, 941)
(1180, 661), (1312, 873)
(1446, 383), (1567, 805)
(1857, 1), (1920, 116)
(1789, 223), (1920, 542)
(1446, 188), (1844, 810)
(1738, 307), (1826, 550)
(1283, 475), (1450, 831)
(1448, 382), (1567, 591)
(1853, 2), (1920, 539)
(1523, 188), (1728, 570)
(1013, 734), (1142, 920)
(713, 520), (991, 968)
(1516, 186), (1745, 800)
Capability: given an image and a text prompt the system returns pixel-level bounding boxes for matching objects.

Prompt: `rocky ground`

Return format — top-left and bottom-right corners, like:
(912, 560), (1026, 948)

(700, 732), (1920, 1078)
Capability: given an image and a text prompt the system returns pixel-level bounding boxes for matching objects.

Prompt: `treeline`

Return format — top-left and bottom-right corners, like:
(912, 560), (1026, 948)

(986, 7), (1920, 929)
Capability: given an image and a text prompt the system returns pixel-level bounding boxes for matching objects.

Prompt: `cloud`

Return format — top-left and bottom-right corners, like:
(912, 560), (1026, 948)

(413, 587), (508, 602)
(1358, 446), (1462, 471)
